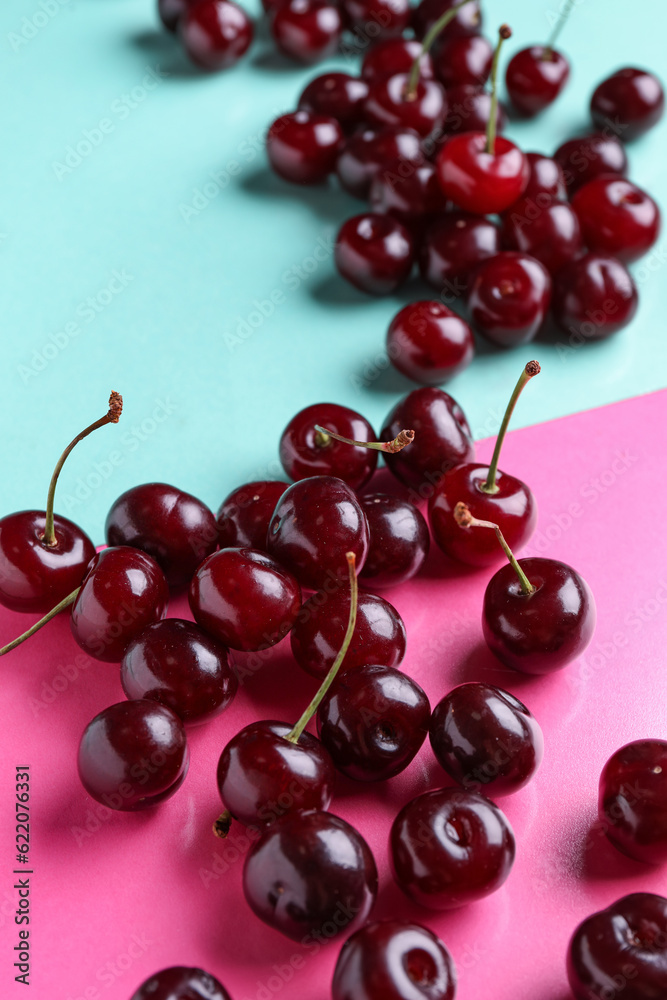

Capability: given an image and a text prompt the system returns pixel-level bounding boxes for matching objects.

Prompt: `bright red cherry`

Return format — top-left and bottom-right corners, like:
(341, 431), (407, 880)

(336, 127), (424, 200)
(500, 198), (583, 275)
(434, 33), (493, 88)
(121, 618), (237, 726)
(131, 966), (231, 1000)
(412, 0), (482, 43)
(553, 253), (638, 342)
(419, 211), (500, 296)
(519, 151), (567, 203)
(342, 0), (410, 39)
(216, 480), (289, 550)
(599, 740), (667, 865)
(441, 84), (507, 137)
(279, 402), (378, 490)
(369, 159), (448, 232)
(298, 73), (369, 130)
(571, 176), (661, 263)
(78, 700), (188, 811)
(332, 919), (457, 1000)
(386, 300), (474, 385)
(364, 74), (448, 138)
(267, 111), (343, 184)
(467, 252), (551, 348)
(179, 0), (253, 70)
(506, 46), (569, 116)
(335, 213), (415, 295)
(591, 67), (665, 142)
(553, 132), (628, 195)
(359, 494), (429, 588)
(390, 787), (515, 909)
(158, 0), (196, 31)
(270, 0), (342, 63)
(361, 39), (434, 84)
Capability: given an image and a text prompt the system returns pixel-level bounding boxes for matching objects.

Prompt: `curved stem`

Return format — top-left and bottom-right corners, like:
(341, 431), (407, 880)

(543, 0), (575, 58)
(287, 553), (358, 744)
(485, 24), (512, 156)
(0, 588), (80, 656)
(405, 0), (475, 99)
(43, 391), (123, 547)
(454, 502), (534, 595)
(314, 425), (414, 455)
(480, 361), (541, 495)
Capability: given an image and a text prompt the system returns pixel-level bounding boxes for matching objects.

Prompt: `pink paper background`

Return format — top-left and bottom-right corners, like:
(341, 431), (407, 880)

(2, 389), (667, 1000)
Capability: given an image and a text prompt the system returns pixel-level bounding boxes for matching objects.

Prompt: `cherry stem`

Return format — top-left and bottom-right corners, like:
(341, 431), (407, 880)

(0, 588), (80, 656)
(43, 391), (123, 547)
(454, 502), (534, 594)
(543, 0), (574, 58)
(480, 361), (541, 495)
(314, 425), (414, 454)
(405, 0), (476, 99)
(213, 810), (233, 839)
(485, 24), (512, 156)
(286, 552), (358, 744)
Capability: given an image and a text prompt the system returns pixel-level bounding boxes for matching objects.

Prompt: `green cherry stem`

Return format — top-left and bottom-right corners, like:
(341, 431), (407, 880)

(0, 587), (80, 656)
(405, 0), (476, 99)
(480, 360), (541, 495)
(454, 502), (534, 595)
(543, 0), (575, 58)
(314, 425), (414, 454)
(485, 24), (512, 155)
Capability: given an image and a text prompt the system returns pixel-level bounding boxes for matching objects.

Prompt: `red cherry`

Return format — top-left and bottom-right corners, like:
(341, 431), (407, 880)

(438, 133), (528, 214)
(335, 213), (415, 295)
(270, 0), (342, 63)
(553, 253), (638, 342)
(364, 74), (447, 138)
(386, 300), (474, 385)
(519, 151), (567, 203)
(131, 967), (231, 1000)
(359, 493), (430, 588)
(361, 39), (434, 84)
(441, 83), (507, 137)
(419, 210), (500, 296)
(267, 111), (343, 184)
(342, 0), (410, 39)
(336, 127), (423, 200)
(467, 252), (551, 348)
(298, 72), (369, 130)
(216, 480), (289, 550)
(591, 67), (665, 142)
(279, 402), (378, 489)
(572, 176), (661, 263)
(369, 159), (448, 232)
(179, 0), (253, 70)
(599, 740), (667, 864)
(505, 46), (569, 116)
(500, 197), (583, 275)
(434, 33), (493, 89)
(553, 132), (627, 195)
(412, 0), (482, 43)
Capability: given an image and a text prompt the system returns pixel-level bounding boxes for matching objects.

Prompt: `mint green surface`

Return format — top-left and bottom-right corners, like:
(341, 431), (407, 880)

(1, 0), (665, 542)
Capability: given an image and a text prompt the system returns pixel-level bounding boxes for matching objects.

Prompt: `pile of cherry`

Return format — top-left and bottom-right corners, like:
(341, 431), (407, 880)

(2, 380), (667, 1000)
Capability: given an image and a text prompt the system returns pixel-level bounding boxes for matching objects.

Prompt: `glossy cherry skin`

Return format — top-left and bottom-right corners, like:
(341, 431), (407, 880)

(520, 151), (567, 203)
(442, 85), (507, 137)
(0, 511), (95, 613)
(336, 127), (424, 200)
(386, 301), (474, 386)
(483, 556), (596, 675)
(412, 0), (482, 43)
(359, 494), (429, 589)
(131, 966), (231, 1000)
(120, 618), (237, 726)
(243, 809), (378, 943)
(505, 46), (570, 117)
(434, 33), (493, 89)
(599, 740), (667, 865)
(335, 213), (415, 296)
(553, 253), (638, 342)
(591, 67), (665, 142)
(216, 480), (289, 550)
(158, 0), (195, 31)
(179, 0), (253, 70)
(501, 198), (583, 275)
(370, 159), (448, 233)
(572, 177), (661, 263)
(332, 919), (457, 1000)
(428, 463), (536, 567)
(429, 682), (543, 796)
(105, 482), (217, 589)
(364, 74), (448, 139)
(291, 588), (406, 678)
(267, 476), (369, 591)
(390, 787), (515, 910)
(267, 111), (343, 184)
(270, 0), (342, 64)
(71, 547), (169, 663)
(78, 700), (188, 811)
(554, 132), (628, 195)
(361, 39), (434, 84)
(189, 547), (301, 651)
(342, 0), (410, 39)
(298, 73), (369, 131)
(468, 252), (551, 348)
(380, 387), (474, 492)
(279, 402), (378, 490)
(437, 134), (528, 215)
(216, 720), (335, 827)
(317, 663), (430, 781)
(568, 893), (667, 1000)
(419, 211), (500, 296)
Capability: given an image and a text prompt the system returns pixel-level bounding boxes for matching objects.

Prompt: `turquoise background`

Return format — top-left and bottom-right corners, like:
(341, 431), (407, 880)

(1, 0), (665, 543)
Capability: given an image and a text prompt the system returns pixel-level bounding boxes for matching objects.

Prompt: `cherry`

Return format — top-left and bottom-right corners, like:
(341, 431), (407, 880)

(361, 39), (434, 84)
(500, 198), (583, 275)
(553, 132), (628, 195)
(591, 67), (665, 142)
(568, 893), (667, 1000)
(270, 0), (342, 63)
(386, 300), (474, 386)
(335, 213), (415, 296)
(179, 0), (253, 70)
(359, 494), (430, 588)
(130, 966), (231, 1000)
(390, 786), (515, 909)
(243, 809), (378, 942)
(279, 403), (378, 490)
(467, 252), (551, 348)
(434, 33), (493, 89)
(441, 84), (507, 137)
(267, 111), (343, 185)
(364, 74), (447, 138)
(298, 73), (369, 131)
(519, 151), (567, 203)
(571, 176), (661, 263)
(342, 0), (411, 39)
(336, 127), (424, 200)
(429, 682), (543, 795)
(380, 387), (474, 491)
(428, 362), (540, 567)
(506, 48), (569, 116)
(158, 0), (195, 32)
(189, 547), (301, 651)
(552, 253), (638, 342)
(332, 919), (457, 1000)
(369, 159), (448, 232)
(121, 618), (237, 726)
(419, 211), (500, 296)
(599, 740), (667, 865)
(412, 0), (482, 44)
(78, 700), (188, 811)
(216, 480), (289, 550)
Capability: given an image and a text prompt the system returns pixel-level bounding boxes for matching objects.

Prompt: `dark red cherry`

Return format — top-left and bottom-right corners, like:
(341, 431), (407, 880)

(335, 213), (415, 296)
(434, 33), (493, 89)
(342, 0), (410, 39)
(78, 700), (188, 811)
(189, 547), (300, 651)
(412, 0), (482, 43)
(336, 127), (424, 199)
(571, 176), (661, 263)
(370, 159), (448, 231)
(364, 74), (448, 138)
(332, 919), (457, 1000)
(158, 0), (195, 31)
(506, 46), (569, 116)
(419, 210), (500, 296)
(553, 132), (628, 195)
(442, 84), (507, 137)
(437, 133), (528, 215)
(179, 0), (253, 70)
(430, 682), (543, 795)
(317, 663), (430, 781)
(105, 482), (217, 589)
(216, 480), (289, 550)
(216, 720), (335, 827)
(599, 740), (667, 865)
(386, 300), (474, 385)
(243, 809), (378, 942)
(591, 67), (665, 142)
(568, 893), (667, 1000)
(519, 151), (567, 202)
(280, 403), (378, 490)
(298, 73), (369, 130)
(270, 0), (342, 63)
(500, 198), (583, 275)
(359, 494), (430, 588)
(390, 787), (515, 909)
(291, 588), (406, 679)
(267, 111), (343, 184)
(131, 966), (231, 1000)
(71, 547), (169, 663)
(120, 618), (237, 726)
(468, 252), (551, 348)
(553, 253), (638, 342)
(380, 387), (474, 492)
(361, 39), (434, 84)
